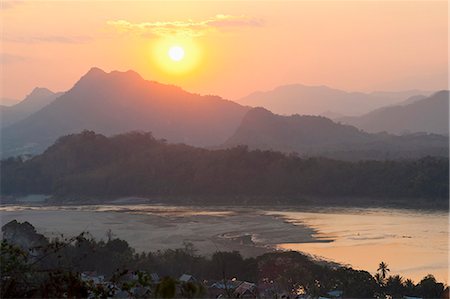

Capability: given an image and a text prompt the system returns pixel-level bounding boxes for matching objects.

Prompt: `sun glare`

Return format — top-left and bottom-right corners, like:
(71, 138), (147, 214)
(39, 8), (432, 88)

(151, 38), (201, 76)
(168, 46), (185, 62)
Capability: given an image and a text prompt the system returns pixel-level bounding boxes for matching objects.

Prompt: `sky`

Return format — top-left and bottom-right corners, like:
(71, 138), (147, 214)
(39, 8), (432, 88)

(1, 0), (448, 103)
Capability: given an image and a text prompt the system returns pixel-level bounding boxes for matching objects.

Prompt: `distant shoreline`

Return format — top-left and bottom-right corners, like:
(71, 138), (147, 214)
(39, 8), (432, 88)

(1, 194), (448, 212)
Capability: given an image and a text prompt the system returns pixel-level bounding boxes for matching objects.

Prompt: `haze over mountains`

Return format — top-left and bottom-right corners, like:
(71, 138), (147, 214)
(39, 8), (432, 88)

(223, 108), (448, 160)
(336, 91), (449, 135)
(0, 97), (19, 107)
(0, 88), (63, 128)
(1, 68), (249, 157)
(238, 84), (432, 116)
(1, 67), (448, 160)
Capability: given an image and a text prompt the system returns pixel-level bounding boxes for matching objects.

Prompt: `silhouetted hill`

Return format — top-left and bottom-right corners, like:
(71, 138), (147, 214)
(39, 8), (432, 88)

(238, 84), (431, 116)
(0, 88), (62, 128)
(0, 97), (19, 107)
(1, 68), (249, 157)
(1, 131), (448, 202)
(223, 108), (448, 160)
(336, 91), (449, 135)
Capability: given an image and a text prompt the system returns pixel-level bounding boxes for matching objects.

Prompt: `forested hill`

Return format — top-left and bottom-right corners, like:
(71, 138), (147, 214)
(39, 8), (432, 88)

(1, 131), (448, 203)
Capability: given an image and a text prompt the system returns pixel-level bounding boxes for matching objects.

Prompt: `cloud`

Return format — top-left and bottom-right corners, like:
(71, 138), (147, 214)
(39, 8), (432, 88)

(4, 35), (92, 44)
(0, 53), (27, 64)
(107, 14), (263, 38)
(1, 1), (24, 10)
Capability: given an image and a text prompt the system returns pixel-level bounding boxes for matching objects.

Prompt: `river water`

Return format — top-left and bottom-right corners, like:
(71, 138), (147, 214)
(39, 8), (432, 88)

(0, 204), (447, 283)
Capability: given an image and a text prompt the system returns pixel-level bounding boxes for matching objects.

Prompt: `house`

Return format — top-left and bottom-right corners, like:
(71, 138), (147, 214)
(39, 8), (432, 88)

(150, 272), (160, 283)
(208, 280), (242, 298)
(327, 290), (343, 298)
(234, 281), (258, 298)
(80, 271), (105, 285)
(179, 274), (197, 283)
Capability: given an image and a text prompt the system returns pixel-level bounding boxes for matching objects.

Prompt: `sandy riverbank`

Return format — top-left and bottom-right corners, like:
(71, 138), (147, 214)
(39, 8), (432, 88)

(0, 205), (325, 257)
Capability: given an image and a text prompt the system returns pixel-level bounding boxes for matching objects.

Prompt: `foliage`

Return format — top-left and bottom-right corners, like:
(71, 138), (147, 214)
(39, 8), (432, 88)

(1, 220), (448, 299)
(1, 131), (448, 202)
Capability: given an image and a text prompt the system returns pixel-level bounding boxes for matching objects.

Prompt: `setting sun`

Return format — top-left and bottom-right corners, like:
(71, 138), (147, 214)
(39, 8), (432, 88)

(151, 38), (202, 76)
(168, 46), (185, 62)
(1, 1), (449, 294)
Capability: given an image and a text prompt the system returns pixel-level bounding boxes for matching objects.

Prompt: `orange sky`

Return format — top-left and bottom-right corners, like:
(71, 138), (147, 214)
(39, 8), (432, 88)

(1, 1), (448, 103)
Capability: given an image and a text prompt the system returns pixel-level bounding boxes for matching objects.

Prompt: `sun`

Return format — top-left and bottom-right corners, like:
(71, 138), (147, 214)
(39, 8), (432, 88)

(168, 46), (185, 62)
(151, 38), (202, 75)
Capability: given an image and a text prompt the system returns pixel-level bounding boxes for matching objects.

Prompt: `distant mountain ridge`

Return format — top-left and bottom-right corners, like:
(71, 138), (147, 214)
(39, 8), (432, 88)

(223, 107), (448, 160)
(0, 97), (19, 107)
(1, 68), (249, 157)
(238, 84), (432, 116)
(336, 90), (449, 135)
(0, 88), (63, 128)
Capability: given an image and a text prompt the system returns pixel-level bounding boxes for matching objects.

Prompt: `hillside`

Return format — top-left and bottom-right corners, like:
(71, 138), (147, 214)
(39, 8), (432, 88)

(0, 88), (62, 128)
(223, 108), (448, 160)
(238, 84), (431, 116)
(336, 90), (449, 135)
(1, 68), (249, 157)
(1, 131), (448, 202)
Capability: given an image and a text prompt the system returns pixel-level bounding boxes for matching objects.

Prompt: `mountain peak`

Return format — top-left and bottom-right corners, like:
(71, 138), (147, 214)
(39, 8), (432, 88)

(75, 68), (145, 91)
(78, 67), (107, 82)
(85, 67), (107, 76)
(28, 87), (55, 98)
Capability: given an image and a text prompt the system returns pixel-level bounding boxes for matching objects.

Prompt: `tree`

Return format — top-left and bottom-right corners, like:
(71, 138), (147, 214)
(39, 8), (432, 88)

(417, 275), (445, 299)
(154, 277), (177, 299)
(403, 278), (416, 296)
(377, 261), (390, 280)
(386, 275), (404, 298)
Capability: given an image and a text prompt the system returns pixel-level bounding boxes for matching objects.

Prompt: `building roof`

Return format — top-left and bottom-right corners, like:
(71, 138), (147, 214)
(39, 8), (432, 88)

(327, 290), (343, 297)
(234, 281), (257, 296)
(150, 273), (160, 282)
(179, 274), (196, 283)
(211, 280), (242, 289)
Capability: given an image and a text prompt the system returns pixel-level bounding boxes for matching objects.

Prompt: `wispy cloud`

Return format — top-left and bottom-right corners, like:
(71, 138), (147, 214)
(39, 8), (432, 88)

(0, 53), (27, 64)
(107, 14), (263, 38)
(4, 35), (92, 44)
(1, 0), (24, 10)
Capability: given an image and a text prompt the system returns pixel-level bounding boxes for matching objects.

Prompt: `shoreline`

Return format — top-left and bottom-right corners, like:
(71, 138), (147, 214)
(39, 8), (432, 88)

(1, 203), (447, 283)
(1, 194), (448, 212)
(0, 204), (325, 258)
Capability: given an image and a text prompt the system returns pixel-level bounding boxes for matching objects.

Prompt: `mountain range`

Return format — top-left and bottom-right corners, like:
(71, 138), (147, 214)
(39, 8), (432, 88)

(1, 67), (448, 160)
(0, 97), (19, 107)
(237, 84), (432, 116)
(336, 91), (449, 135)
(223, 107), (448, 160)
(0, 88), (63, 128)
(1, 68), (249, 157)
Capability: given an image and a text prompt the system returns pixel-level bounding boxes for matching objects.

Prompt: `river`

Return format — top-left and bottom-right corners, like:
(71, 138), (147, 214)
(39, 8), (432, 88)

(0, 204), (447, 283)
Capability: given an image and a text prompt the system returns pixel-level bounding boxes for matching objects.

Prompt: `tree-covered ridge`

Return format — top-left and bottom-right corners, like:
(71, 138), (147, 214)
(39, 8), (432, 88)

(1, 131), (448, 201)
(223, 107), (449, 161)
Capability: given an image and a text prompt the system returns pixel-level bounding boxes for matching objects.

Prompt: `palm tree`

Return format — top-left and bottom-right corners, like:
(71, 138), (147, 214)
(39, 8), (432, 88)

(374, 273), (384, 286)
(403, 278), (415, 295)
(377, 262), (390, 280)
(386, 275), (404, 298)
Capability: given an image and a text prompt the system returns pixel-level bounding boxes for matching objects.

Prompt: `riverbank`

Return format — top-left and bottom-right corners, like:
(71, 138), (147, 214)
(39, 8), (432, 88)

(1, 204), (447, 283)
(2, 194), (448, 211)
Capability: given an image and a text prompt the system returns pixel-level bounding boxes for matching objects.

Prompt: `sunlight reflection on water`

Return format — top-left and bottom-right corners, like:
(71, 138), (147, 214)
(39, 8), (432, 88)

(0, 204), (447, 283)
(266, 208), (448, 283)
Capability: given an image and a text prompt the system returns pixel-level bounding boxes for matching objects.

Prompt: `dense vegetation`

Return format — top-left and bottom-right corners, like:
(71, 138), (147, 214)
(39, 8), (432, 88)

(1, 131), (448, 202)
(2, 220), (447, 298)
